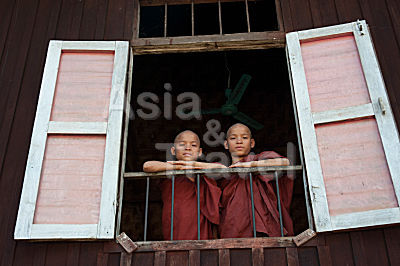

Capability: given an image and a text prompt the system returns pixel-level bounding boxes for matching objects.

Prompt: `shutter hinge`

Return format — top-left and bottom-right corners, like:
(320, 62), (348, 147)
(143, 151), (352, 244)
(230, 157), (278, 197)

(356, 20), (365, 36)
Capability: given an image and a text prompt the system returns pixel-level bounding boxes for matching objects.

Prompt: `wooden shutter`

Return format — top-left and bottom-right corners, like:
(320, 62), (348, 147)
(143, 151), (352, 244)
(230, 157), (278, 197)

(14, 41), (129, 239)
(286, 20), (400, 232)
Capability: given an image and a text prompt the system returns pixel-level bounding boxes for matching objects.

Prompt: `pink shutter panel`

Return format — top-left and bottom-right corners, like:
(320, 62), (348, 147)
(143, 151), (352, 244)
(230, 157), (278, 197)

(287, 21), (400, 232)
(15, 41), (129, 239)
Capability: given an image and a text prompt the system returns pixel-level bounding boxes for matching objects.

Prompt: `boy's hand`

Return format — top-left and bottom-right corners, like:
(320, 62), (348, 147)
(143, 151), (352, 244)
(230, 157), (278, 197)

(167, 161), (203, 170)
(168, 161), (227, 169)
(229, 161), (253, 168)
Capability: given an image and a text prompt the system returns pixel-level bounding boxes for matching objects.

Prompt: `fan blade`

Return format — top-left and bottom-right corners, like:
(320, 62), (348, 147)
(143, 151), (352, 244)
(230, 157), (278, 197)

(227, 74), (252, 105)
(233, 111), (264, 130)
(201, 109), (222, 115)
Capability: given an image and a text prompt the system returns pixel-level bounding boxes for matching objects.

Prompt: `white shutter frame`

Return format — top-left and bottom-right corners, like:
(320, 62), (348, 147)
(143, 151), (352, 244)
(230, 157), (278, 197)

(287, 20), (400, 232)
(14, 40), (129, 240)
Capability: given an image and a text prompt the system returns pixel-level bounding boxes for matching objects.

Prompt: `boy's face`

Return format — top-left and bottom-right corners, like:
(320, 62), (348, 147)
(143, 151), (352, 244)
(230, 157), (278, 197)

(171, 131), (202, 161)
(224, 124), (255, 158)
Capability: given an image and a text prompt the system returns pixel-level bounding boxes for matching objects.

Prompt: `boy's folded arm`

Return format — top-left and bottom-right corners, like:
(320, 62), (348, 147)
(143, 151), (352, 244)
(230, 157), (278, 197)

(143, 161), (174, 172)
(229, 158), (290, 168)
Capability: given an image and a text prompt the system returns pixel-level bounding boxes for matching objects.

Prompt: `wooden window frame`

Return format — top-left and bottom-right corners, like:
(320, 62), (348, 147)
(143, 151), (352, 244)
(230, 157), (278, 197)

(286, 20), (400, 232)
(14, 41), (129, 240)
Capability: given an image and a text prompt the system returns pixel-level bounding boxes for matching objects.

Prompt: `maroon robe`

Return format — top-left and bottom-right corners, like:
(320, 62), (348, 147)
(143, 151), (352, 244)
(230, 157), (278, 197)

(161, 176), (221, 240)
(219, 151), (294, 238)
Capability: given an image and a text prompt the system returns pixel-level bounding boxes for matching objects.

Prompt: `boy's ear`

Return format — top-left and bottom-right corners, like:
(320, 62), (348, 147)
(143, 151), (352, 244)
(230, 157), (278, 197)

(199, 148), (203, 157)
(251, 138), (255, 149)
(170, 146), (176, 156)
(224, 140), (229, 150)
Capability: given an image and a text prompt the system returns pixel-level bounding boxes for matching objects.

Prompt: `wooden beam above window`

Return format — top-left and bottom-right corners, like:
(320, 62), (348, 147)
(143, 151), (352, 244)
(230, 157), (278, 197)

(131, 31), (285, 54)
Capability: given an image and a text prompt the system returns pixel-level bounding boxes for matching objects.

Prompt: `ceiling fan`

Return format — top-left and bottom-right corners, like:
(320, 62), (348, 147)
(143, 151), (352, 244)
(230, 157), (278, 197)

(201, 74), (264, 130)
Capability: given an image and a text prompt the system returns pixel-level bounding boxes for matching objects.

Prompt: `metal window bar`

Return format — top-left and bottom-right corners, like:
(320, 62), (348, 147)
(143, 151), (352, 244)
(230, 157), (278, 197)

(170, 174), (175, 240)
(191, 0), (195, 36)
(218, 0), (223, 34)
(143, 177), (150, 241)
(196, 174), (201, 240)
(274, 171), (284, 237)
(249, 172), (256, 237)
(164, 2), (168, 37)
(126, 166), (302, 241)
(244, 0), (251, 32)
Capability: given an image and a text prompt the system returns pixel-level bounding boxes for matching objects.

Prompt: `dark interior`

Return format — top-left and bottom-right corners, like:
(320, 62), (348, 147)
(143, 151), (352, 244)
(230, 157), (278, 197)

(121, 49), (309, 241)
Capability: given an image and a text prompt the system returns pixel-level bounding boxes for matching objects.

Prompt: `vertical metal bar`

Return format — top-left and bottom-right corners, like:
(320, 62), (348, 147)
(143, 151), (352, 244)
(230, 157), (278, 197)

(144, 177), (150, 241)
(164, 2), (168, 37)
(244, 0), (251, 32)
(274, 171), (284, 237)
(249, 172), (256, 238)
(191, 0), (195, 36)
(170, 175), (175, 240)
(196, 174), (201, 240)
(218, 0), (223, 34)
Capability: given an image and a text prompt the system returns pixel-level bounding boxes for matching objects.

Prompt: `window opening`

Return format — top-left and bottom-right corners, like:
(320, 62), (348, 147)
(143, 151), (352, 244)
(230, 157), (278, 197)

(138, 0), (280, 38)
(194, 3), (220, 35)
(120, 49), (310, 241)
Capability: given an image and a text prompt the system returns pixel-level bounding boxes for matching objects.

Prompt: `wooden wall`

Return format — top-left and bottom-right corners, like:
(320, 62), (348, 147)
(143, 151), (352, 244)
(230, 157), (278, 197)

(1, 0), (400, 265)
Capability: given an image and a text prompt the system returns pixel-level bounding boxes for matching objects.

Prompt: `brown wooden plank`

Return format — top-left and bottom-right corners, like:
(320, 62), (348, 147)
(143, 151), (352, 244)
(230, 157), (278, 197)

(135, 237), (294, 252)
(264, 248), (287, 266)
(334, 0), (363, 23)
(55, 0), (84, 39)
(316, 246), (332, 266)
(279, 0), (293, 32)
(154, 251), (166, 266)
(383, 226), (400, 266)
(66, 243), (81, 266)
(359, 0), (400, 129)
(307, 0), (338, 28)
(362, 230), (390, 266)
(79, 0), (100, 39)
(166, 251), (188, 266)
(97, 252), (109, 266)
(385, 0), (400, 50)
(200, 250), (218, 266)
(95, 0), (109, 39)
(0, 0), (16, 64)
(79, 243), (104, 266)
(105, 0), (127, 40)
(44, 243), (69, 266)
(325, 233), (354, 266)
(124, 0), (135, 39)
(13, 242), (34, 266)
(252, 247), (264, 266)
(120, 252), (133, 266)
(287, 0), (313, 31)
(189, 250), (200, 266)
(286, 247), (299, 266)
(218, 249), (230, 266)
(109, 253), (122, 266)
(230, 249), (252, 266)
(132, 252), (154, 266)
(104, 241), (124, 253)
(0, 0), (43, 264)
(349, 231), (368, 266)
(297, 247), (319, 266)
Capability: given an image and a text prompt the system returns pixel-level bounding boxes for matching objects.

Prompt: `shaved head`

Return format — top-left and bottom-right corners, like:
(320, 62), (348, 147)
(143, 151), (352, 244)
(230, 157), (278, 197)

(226, 123), (252, 138)
(174, 130), (200, 145)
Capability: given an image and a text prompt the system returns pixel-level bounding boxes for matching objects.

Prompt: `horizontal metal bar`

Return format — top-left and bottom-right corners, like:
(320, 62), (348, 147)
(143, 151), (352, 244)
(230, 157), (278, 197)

(124, 165), (303, 179)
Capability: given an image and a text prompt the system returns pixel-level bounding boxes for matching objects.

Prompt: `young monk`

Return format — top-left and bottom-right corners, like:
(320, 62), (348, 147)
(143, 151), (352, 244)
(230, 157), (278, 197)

(143, 130), (226, 240)
(219, 123), (294, 238)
